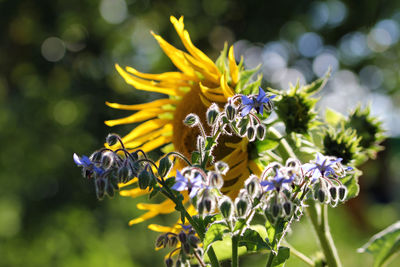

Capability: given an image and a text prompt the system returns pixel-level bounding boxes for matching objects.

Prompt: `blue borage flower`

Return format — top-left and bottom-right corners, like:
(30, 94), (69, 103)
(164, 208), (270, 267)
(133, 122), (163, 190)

(171, 171), (205, 199)
(241, 87), (276, 116)
(260, 170), (294, 192)
(73, 153), (104, 176)
(302, 152), (344, 182)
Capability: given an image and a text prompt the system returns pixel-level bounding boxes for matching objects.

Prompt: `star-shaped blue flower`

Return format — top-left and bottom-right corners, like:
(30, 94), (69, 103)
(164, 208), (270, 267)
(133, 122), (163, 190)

(73, 153), (104, 176)
(302, 152), (342, 181)
(260, 170), (294, 192)
(241, 87), (276, 116)
(171, 171), (204, 198)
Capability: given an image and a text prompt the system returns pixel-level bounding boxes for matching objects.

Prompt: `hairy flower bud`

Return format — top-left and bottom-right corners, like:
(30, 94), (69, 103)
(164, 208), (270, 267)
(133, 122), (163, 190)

(283, 202), (293, 216)
(178, 231), (187, 243)
(271, 203), (281, 218)
(338, 186), (347, 201)
(183, 242), (191, 254)
(219, 197), (233, 219)
(225, 104), (236, 121)
(209, 172), (223, 189)
(95, 178), (106, 200)
(169, 235), (178, 247)
(118, 166), (130, 183)
(329, 186), (338, 201)
(188, 235), (199, 248)
(90, 150), (103, 162)
(245, 175), (260, 197)
(156, 234), (168, 248)
(214, 161), (229, 175)
(183, 113), (199, 127)
(256, 124), (266, 140)
(206, 104), (219, 126)
(317, 188), (327, 203)
(106, 133), (119, 146)
(105, 180), (115, 197)
(247, 126), (256, 141)
(101, 152), (114, 169)
(138, 166), (151, 190)
(235, 198), (248, 217)
(158, 156), (172, 178)
(165, 257), (174, 267)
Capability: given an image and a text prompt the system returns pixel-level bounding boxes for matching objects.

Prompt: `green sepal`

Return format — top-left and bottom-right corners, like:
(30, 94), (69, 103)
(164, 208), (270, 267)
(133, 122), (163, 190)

(191, 151), (201, 165)
(215, 42), (228, 74)
(341, 168), (361, 201)
(233, 218), (247, 232)
(301, 69), (330, 95)
(325, 108), (345, 127)
(240, 74), (263, 95)
(236, 64), (261, 93)
(358, 221), (400, 267)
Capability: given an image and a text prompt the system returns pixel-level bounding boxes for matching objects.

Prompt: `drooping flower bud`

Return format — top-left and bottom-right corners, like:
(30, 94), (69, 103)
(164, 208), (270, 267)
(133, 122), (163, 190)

(219, 197), (233, 219)
(106, 133), (119, 146)
(256, 124), (266, 140)
(95, 178), (106, 200)
(138, 166), (151, 190)
(271, 203), (281, 218)
(317, 188), (327, 203)
(165, 257), (174, 267)
(214, 161), (229, 175)
(118, 166), (130, 183)
(283, 201), (293, 216)
(183, 242), (191, 254)
(183, 113), (199, 127)
(188, 235), (200, 248)
(329, 186), (338, 201)
(90, 150), (103, 162)
(247, 126), (256, 141)
(158, 156), (172, 178)
(178, 231), (187, 243)
(235, 197), (248, 217)
(206, 103), (220, 126)
(338, 186), (347, 201)
(245, 175), (260, 197)
(168, 235), (178, 247)
(225, 104), (236, 121)
(156, 234), (168, 248)
(101, 152), (114, 169)
(209, 172), (224, 189)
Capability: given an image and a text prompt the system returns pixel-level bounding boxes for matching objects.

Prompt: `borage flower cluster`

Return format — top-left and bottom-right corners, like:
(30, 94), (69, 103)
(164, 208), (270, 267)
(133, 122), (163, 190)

(73, 15), (386, 267)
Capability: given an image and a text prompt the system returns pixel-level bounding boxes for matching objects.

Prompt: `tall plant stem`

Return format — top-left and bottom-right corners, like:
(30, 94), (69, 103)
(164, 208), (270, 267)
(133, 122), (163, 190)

(306, 200), (342, 267)
(232, 235), (239, 267)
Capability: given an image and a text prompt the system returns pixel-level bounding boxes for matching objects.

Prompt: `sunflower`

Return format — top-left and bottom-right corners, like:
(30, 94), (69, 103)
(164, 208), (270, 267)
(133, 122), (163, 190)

(105, 16), (263, 232)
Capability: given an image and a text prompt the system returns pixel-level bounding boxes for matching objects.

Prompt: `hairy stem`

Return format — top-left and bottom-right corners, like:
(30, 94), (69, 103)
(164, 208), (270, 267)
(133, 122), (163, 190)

(283, 241), (314, 266)
(306, 200), (342, 267)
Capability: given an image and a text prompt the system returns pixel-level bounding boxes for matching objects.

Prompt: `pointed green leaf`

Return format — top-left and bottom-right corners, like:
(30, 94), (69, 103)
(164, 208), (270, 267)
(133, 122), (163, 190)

(341, 171), (360, 201)
(203, 222), (230, 253)
(302, 69), (330, 95)
(272, 246), (290, 267)
(216, 42), (228, 73)
(325, 108), (345, 126)
(236, 64), (261, 93)
(358, 221), (400, 267)
(241, 74), (263, 95)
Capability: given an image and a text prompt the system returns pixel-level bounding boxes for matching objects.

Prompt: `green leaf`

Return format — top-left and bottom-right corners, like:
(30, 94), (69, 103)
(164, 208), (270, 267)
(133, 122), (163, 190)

(239, 228), (271, 252)
(341, 171), (360, 201)
(241, 74), (262, 95)
(236, 64), (261, 93)
(215, 42), (228, 73)
(272, 246), (290, 267)
(203, 235), (248, 263)
(302, 69), (330, 95)
(256, 138), (279, 153)
(325, 108), (345, 126)
(191, 151), (201, 164)
(358, 221), (400, 267)
(233, 218), (247, 232)
(203, 222), (229, 253)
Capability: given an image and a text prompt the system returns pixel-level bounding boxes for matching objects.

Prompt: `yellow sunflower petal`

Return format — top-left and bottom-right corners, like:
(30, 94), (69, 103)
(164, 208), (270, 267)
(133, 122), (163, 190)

(182, 53), (220, 84)
(170, 16), (220, 75)
(122, 123), (172, 147)
(129, 210), (158, 225)
(137, 199), (176, 214)
(116, 64), (183, 96)
(120, 187), (149, 198)
(118, 177), (137, 189)
(199, 94), (213, 106)
(199, 83), (226, 102)
(105, 108), (163, 127)
(148, 224), (176, 233)
(220, 73), (235, 99)
(106, 99), (177, 111)
(248, 160), (263, 176)
(122, 119), (170, 143)
(139, 135), (172, 152)
(151, 31), (198, 78)
(228, 45), (239, 85)
(125, 66), (193, 81)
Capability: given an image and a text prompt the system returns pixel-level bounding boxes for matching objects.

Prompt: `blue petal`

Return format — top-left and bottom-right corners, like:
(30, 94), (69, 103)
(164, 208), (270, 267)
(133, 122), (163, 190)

(256, 87), (266, 102)
(302, 163), (316, 172)
(241, 95), (254, 105)
(73, 153), (82, 166)
(172, 182), (186, 191)
(241, 105), (253, 117)
(258, 104), (264, 115)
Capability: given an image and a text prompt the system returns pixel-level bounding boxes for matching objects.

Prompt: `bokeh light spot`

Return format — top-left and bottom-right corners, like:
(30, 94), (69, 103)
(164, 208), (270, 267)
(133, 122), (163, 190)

(99, 0), (128, 24)
(0, 196), (21, 238)
(298, 32), (323, 58)
(41, 37), (66, 62)
(313, 51), (339, 77)
(53, 100), (78, 125)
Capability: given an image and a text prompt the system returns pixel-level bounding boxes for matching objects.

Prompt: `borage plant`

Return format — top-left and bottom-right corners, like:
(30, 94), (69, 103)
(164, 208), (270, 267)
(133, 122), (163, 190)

(74, 16), (395, 267)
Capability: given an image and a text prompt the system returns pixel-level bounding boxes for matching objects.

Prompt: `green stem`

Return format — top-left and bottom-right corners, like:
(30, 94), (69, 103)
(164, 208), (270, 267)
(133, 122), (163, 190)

(232, 235), (239, 267)
(306, 200), (342, 267)
(268, 127), (296, 161)
(265, 219), (282, 267)
(161, 186), (220, 267)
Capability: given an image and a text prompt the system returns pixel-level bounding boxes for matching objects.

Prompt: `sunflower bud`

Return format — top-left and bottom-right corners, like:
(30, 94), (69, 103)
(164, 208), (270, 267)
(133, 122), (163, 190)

(158, 156), (172, 178)
(247, 126), (256, 141)
(256, 124), (266, 140)
(106, 133), (119, 146)
(226, 104), (236, 121)
(183, 113), (199, 127)
(219, 197), (233, 219)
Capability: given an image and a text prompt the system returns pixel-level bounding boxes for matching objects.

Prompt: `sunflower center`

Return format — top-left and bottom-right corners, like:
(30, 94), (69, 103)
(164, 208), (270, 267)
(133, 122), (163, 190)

(172, 86), (241, 162)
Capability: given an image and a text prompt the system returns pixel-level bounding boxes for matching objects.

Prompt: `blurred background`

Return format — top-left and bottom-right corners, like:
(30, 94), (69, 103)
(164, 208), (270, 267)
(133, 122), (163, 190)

(1, 0), (400, 266)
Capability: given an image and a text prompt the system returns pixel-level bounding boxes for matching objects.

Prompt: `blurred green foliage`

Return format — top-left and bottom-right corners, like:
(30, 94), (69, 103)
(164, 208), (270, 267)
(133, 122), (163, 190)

(1, 0), (400, 266)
